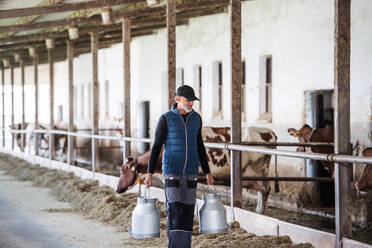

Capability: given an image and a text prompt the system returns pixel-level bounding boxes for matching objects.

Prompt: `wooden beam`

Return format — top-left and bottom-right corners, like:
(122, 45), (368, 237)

(91, 31), (100, 172)
(123, 18), (131, 156)
(334, 0), (352, 246)
(21, 60), (26, 152)
(10, 65), (14, 150)
(0, 0), (145, 19)
(230, 0), (242, 209)
(167, 0), (176, 109)
(0, 15), (102, 33)
(48, 48), (55, 160)
(34, 54), (39, 155)
(67, 40), (74, 166)
(1, 66), (4, 147)
(0, 0), (228, 44)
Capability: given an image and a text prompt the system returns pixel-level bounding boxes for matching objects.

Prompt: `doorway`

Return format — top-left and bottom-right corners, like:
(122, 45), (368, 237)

(305, 90), (334, 206)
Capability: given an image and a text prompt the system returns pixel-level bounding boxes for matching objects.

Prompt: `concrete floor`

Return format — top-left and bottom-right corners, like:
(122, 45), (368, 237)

(0, 171), (131, 248)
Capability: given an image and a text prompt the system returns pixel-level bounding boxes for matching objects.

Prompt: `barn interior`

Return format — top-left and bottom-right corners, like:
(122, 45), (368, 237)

(0, 0), (372, 247)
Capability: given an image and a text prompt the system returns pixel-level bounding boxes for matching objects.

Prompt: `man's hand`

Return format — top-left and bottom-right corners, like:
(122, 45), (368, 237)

(144, 173), (152, 187)
(206, 173), (214, 185)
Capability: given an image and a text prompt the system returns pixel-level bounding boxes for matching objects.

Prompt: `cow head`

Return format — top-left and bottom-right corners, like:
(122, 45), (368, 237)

(355, 148), (372, 194)
(116, 157), (138, 194)
(288, 124), (313, 152)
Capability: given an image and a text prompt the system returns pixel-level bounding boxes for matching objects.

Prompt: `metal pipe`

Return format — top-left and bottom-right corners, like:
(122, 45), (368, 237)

(198, 176), (334, 182)
(240, 142), (333, 147)
(9, 128), (372, 165)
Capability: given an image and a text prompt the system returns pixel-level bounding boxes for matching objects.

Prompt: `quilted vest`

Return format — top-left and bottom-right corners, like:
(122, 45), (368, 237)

(162, 103), (201, 175)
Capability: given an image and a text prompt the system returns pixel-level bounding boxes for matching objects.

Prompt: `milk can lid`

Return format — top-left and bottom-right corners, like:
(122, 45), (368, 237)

(202, 193), (221, 201)
(137, 196), (157, 203)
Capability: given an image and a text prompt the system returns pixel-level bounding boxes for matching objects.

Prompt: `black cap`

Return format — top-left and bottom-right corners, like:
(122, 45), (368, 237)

(176, 85), (199, 101)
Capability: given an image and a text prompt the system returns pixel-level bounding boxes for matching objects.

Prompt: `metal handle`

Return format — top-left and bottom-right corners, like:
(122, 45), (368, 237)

(207, 184), (217, 195)
(144, 186), (150, 199)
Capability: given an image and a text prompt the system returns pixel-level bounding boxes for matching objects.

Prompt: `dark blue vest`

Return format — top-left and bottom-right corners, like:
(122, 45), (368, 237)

(162, 103), (201, 175)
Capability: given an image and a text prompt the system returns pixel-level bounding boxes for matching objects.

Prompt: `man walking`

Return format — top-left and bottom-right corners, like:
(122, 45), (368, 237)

(144, 85), (213, 248)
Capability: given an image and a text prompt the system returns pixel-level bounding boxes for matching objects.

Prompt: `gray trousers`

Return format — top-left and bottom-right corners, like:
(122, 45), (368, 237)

(164, 174), (198, 248)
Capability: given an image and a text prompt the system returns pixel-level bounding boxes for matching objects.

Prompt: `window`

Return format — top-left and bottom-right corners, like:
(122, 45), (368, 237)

(58, 105), (63, 122)
(198, 66), (202, 112)
(88, 83), (92, 117)
(80, 84), (84, 118)
(176, 68), (184, 89)
(266, 57), (272, 113)
(242, 61), (246, 113)
(193, 65), (202, 112)
(259, 55), (272, 121)
(218, 62), (223, 112)
(105, 80), (109, 117)
(73, 86), (77, 119)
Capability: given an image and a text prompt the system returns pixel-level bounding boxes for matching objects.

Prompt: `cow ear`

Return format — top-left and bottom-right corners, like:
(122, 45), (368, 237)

(288, 128), (298, 137)
(130, 163), (136, 171)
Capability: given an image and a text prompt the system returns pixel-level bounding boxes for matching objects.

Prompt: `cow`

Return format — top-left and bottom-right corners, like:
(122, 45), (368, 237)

(11, 123), (49, 155)
(355, 147), (372, 193)
(116, 148), (163, 195)
(288, 124), (334, 175)
(11, 123), (29, 151)
(39, 122), (69, 162)
(116, 126), (277, 214)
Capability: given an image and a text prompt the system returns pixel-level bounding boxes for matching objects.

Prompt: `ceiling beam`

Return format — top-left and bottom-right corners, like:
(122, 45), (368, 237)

(0, 15), (102, 33)
(0, 0), (146, 19)
(0, 0), (228, 34)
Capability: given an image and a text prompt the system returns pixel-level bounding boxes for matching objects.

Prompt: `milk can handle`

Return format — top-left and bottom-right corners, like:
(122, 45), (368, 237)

(207, 184), (217, 195)
(144, 186), (150, 199)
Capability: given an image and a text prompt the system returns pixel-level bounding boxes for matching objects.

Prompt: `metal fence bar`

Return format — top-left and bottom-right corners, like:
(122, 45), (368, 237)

(5, 128), (372, 165)
(198, 176), (334, 182)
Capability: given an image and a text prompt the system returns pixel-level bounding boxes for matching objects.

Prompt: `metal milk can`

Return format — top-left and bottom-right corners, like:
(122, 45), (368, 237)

(128, 187), (160, 239)
(198, 186), (229, 234)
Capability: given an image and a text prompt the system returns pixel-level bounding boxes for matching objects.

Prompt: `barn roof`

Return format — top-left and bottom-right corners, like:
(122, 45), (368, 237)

(0, 0), (229, 66)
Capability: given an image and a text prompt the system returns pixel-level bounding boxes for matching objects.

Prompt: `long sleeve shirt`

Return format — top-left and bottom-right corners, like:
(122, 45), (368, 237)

(147, 113), (211, 175)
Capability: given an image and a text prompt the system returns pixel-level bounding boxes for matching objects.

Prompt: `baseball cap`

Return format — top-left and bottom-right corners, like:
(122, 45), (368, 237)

(176, 85), (199, 101)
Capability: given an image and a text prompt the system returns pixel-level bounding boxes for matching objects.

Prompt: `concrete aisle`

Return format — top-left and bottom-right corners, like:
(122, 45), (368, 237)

(0, 170), (131, 248)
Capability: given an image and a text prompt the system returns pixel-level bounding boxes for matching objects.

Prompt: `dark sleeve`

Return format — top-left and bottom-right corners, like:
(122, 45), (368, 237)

(197, 117), (211, 175)
(147, 115), (167, 174)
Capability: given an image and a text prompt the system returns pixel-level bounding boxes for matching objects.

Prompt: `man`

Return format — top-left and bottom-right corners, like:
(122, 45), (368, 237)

(144, 85), (214, 248)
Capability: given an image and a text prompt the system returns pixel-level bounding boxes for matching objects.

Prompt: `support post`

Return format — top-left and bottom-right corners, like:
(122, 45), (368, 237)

(21, 60), (25, 152)
(67, 40), (74, 166)
(10, 65), (14, 150)
(230, 0), (242, 208)
(48, 48), (55, 160)
(1, 66), (4, 147)
(91, 31), (99, 172)
(33, 54), (39, 155)
(122, 18), (131, 157)
(167, 0), (176, 109)
(334, 0), (352, 246)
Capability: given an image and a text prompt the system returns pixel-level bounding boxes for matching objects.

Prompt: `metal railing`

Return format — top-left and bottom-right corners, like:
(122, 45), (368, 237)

(6, 127), (372, 167)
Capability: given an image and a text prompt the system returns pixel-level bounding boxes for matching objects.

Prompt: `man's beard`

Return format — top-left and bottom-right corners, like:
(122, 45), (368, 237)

(179, 101), (192, 113)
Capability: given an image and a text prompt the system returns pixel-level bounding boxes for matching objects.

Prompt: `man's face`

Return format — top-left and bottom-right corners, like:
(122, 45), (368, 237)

(179, 96), (194, 113)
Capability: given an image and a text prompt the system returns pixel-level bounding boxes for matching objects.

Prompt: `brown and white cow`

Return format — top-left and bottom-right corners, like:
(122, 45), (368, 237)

(116, 126), (277, 214)
(355, 147), (372, 193)
(202, 126), (277, 214)
(116, 148), (163, 194)
(38, 122), (70, 162)
(288, 124), (334, 175)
